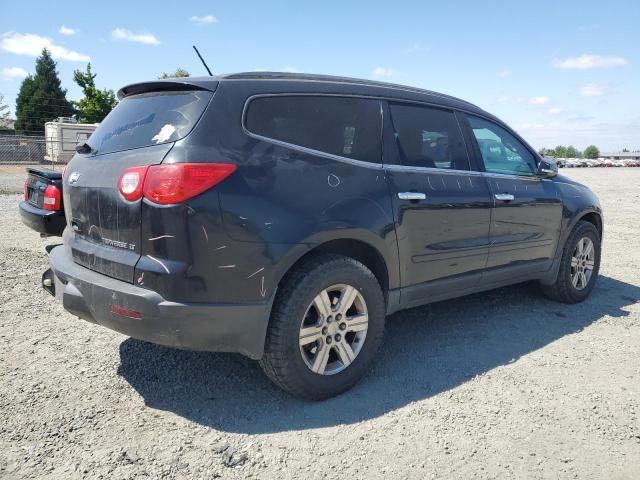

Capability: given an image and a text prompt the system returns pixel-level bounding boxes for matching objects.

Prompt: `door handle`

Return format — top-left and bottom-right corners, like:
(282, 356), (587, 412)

(398, 192), (427, 201)
(494, 193), (515, 201)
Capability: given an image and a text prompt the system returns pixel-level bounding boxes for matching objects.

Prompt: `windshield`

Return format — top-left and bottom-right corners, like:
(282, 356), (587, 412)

(87, 90), (212, 155)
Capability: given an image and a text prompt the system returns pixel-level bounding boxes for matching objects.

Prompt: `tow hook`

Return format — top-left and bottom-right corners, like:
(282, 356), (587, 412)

(42, 268), (55, 297)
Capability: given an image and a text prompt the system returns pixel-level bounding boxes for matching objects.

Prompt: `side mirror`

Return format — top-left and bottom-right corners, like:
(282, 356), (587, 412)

(537, 157), (558, 178)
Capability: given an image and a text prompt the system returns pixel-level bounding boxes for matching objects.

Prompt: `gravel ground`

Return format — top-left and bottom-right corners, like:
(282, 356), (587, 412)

(1, 168), (639, 479)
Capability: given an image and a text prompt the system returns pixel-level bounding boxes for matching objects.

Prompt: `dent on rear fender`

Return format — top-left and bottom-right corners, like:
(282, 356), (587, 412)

(137, 192), (282, 304)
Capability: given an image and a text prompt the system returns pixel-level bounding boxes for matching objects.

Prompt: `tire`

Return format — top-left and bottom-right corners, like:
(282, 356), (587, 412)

(540, 220), (601, 303)
(259, 254), (385, 400)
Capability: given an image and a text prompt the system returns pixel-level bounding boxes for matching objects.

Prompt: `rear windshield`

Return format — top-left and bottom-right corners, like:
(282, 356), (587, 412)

(87, 90), (212, 155)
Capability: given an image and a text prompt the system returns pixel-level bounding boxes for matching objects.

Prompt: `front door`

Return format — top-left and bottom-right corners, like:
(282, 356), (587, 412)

(461, 114), (563, 276)
(383, 102), (492, 305)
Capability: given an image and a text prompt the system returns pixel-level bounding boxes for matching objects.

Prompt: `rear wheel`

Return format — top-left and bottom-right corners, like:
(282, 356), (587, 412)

(260, 254), (385, 400)
(541, 220), (601, 303)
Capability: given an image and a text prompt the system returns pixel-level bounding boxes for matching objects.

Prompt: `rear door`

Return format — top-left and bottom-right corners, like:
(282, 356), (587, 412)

(63, 89), (213, 282)
(383, 102), (492, 304)
(461, 114), (563, 275)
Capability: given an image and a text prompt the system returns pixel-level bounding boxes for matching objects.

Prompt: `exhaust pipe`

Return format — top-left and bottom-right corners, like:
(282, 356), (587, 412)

(42, 269), (55, 297)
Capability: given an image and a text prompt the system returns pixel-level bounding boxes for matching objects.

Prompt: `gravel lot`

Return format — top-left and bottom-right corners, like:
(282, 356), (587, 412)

(1, 168), (639, 479)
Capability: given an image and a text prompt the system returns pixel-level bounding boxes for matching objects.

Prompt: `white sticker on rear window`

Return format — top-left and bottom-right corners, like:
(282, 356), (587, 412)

(152, 124), (177, 144)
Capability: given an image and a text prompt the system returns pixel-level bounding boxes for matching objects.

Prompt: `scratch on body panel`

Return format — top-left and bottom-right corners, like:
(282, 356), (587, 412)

(147, 255), (170, 274)
(260, 276), (267, 297)
(247, 267), (264, 279)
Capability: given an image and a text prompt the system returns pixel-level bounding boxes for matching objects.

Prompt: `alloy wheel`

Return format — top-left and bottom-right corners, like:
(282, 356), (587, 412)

(298, 284), (368, 375)
(571, 237), (595, 290)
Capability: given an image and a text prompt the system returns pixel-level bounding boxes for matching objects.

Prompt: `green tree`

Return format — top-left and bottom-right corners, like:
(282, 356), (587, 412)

(14, 49), (74, 134)
(72, 63), (117, 123)
(565, 146), (578, 158)
(159, 68), (190, 79)
(554, 145), (567, 158)
(583, 145), (600, 159)
(0, 94), (12, 129)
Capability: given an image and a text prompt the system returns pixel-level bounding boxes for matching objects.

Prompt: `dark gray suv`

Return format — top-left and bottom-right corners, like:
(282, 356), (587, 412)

(44, 72), (603, 399)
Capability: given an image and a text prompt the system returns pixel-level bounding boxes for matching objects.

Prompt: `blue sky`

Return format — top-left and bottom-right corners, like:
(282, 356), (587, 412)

(1, 0), (638, 151)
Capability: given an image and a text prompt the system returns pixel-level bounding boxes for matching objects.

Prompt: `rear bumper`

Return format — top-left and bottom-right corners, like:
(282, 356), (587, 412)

(19, 201), (66, 236)
(46, 245), (273, 359)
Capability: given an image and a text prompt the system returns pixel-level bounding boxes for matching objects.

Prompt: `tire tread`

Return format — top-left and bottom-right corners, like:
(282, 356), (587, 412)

(540, 221), (600, 304)
(259, 254), (384, 400)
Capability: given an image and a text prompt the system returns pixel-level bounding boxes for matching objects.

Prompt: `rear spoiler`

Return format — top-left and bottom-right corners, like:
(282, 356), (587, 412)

(117, 79), (219, 100)
(27, 167), (62, 180)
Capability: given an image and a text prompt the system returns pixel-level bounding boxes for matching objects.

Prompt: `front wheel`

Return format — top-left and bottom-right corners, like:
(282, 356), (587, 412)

(541, 220), (601, 303)
(259, 254), (385, 400)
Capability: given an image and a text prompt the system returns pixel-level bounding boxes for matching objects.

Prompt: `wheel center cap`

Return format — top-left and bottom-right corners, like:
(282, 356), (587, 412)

(327, 322), (338, 336)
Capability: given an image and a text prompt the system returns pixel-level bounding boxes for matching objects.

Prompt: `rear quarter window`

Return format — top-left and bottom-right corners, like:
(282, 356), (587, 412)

(244, 95), (382, 163)
(88, 90), (212, 155)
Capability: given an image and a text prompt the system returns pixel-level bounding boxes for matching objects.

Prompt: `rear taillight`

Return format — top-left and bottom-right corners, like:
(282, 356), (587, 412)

(147, 163), (238, 204)
(43, 185), (62, 211)
(23, 180), (28, 201)
(118, 163), (236, 204)
(118, 166), (149, 202)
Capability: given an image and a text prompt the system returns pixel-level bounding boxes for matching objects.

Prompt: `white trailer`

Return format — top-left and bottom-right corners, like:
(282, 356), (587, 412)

(44, 117), (99, 163)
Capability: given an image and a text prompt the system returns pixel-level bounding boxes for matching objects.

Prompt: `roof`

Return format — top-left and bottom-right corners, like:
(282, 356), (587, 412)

(217, 71), (479, 108)
(118, 71), (481, 111)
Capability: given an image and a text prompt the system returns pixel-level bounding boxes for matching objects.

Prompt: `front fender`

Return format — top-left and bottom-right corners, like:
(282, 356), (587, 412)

(555, 178), (603, 249)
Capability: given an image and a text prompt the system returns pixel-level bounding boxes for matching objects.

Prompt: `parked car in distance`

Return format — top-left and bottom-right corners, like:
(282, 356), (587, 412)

(43, 73), (603, 399)
(19, 167), (66, 237)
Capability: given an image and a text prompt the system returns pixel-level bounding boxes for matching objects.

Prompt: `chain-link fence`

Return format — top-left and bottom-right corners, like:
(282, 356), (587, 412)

(1, 117), (99, 167)
(0, 135), (58, 166)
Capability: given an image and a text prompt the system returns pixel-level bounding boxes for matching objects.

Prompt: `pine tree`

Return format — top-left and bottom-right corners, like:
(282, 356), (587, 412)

(73, 63), (117, 123)
(15, 49), (74, 135)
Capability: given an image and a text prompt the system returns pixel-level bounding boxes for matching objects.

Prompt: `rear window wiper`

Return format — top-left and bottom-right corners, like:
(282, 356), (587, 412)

(75, 142), (95, 154)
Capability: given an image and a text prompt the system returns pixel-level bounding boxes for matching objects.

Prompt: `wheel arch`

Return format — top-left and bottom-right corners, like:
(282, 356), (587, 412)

(274, 237), (393, 307)
(577, 210), (603, 237)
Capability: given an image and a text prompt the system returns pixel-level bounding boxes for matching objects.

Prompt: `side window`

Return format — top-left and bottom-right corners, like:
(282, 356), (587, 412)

(388, 103), (469, 170)
(245, 96), (381, 163)
(466, 115), (536, 176)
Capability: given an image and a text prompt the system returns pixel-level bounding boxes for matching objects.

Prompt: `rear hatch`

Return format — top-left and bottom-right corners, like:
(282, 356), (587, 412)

(25, 168), (62, 209)
(63, 86), (214, 282)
